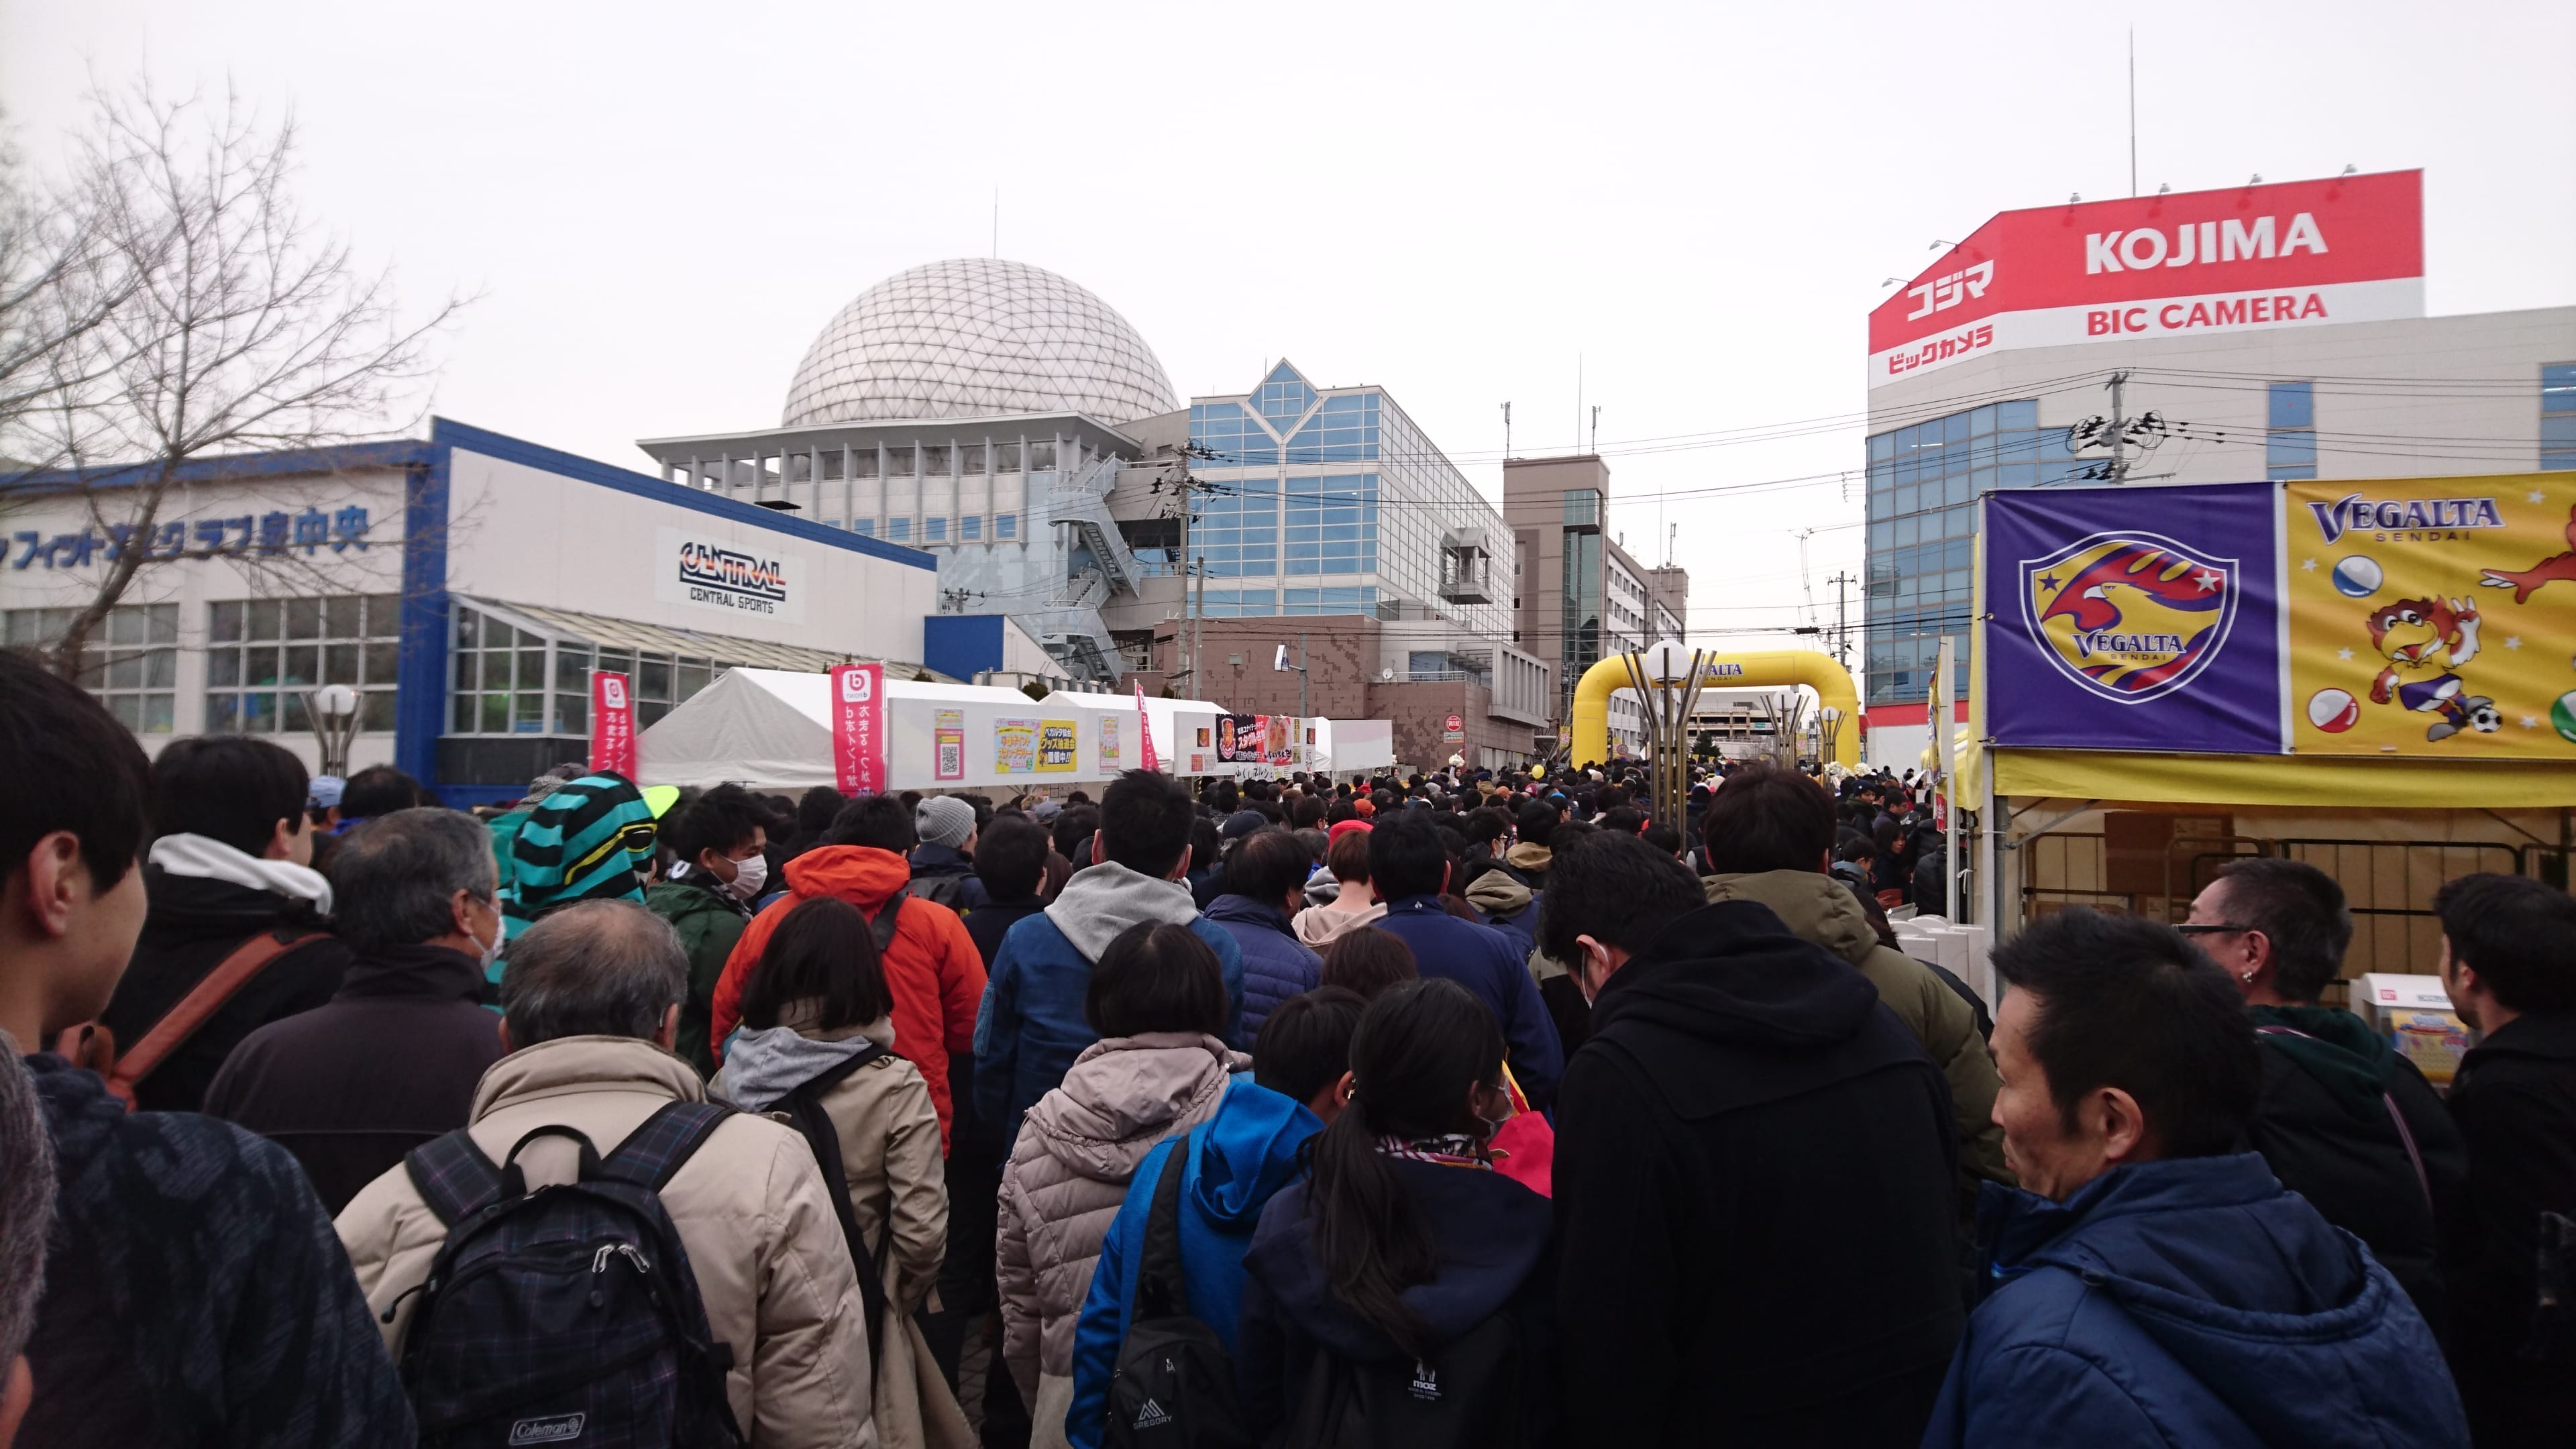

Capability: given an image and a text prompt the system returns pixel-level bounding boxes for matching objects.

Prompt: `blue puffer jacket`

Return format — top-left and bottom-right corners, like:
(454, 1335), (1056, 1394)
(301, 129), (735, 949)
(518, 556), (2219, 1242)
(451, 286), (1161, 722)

(973, 863), (1248, 1151)
(1922, 1152), (2468, 1449)
(1201, 894), (1322, 1040)
(1063, 1078), (1322, 1449)
(1371, 895), (1564, 1109)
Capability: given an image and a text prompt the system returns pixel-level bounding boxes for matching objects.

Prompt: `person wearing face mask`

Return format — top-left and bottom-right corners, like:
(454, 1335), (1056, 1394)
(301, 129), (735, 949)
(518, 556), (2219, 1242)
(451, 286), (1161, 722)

(203, 808), (511, 1216)
(1541, 831), (1965, 1449)
(647, 784), (771, 1077)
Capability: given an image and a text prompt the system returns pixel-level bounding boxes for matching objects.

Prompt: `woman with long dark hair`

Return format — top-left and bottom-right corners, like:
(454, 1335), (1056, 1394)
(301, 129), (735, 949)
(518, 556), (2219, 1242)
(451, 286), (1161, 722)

(1236, 979), (1555, 1444)
(710, 898), (968, 1448)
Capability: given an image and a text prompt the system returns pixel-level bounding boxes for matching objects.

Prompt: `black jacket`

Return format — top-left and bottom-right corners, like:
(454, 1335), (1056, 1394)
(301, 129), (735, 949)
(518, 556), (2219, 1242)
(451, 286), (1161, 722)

(963, 894), (1047, 970)
(97, 866), (351, 1114)
(2244, 1004), (2469, 1340)
(1239, 1158), (1556, 1440)
(203, 943), (505, 1214)
(1550, 900), (1964, 1448)
(20, 1053), (415, 1447)
(2443, 1011), (2576, 1444)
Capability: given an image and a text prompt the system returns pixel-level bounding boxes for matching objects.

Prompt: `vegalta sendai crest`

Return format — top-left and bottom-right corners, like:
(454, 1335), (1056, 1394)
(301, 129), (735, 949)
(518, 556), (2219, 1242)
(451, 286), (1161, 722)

(2020, 530), (2241, 704)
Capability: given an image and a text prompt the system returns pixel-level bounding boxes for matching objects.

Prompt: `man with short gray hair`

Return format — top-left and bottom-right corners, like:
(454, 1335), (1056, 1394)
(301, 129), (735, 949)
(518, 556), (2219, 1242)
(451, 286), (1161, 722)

(335, 899), (874, 1445)
(207, 807), (511, 1214)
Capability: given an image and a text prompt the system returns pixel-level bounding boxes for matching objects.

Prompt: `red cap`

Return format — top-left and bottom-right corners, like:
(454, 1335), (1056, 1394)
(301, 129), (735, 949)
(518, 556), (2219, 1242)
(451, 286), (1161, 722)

(1329, 818), (1375, 844)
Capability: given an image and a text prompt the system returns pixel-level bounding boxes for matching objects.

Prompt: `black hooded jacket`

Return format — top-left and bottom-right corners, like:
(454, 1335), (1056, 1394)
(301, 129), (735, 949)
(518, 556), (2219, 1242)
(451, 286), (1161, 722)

(1551, 899), (1964, 1448)
(97, 866), (352, 1114)
(2443, 1010), (2576, 1442)
(2244, 1004), (2469, 1340)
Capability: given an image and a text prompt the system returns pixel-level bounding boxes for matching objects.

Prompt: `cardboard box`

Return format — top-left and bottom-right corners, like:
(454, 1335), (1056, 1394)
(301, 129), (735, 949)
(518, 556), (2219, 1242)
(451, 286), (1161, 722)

(2349, 973), (2470, 1086)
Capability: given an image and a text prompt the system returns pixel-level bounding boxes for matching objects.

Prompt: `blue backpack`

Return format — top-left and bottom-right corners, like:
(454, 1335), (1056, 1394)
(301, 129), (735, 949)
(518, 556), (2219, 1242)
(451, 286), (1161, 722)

(395, 1102), (747, 1448)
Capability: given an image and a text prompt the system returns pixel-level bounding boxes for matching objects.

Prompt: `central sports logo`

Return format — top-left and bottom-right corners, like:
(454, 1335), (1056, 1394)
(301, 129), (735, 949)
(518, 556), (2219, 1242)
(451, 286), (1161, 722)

(2021, 531), (2239, 704)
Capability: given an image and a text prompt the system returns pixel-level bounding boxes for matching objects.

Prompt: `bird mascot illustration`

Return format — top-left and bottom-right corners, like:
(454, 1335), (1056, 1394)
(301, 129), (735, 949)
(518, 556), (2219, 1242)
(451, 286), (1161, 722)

(2365, 596), (2497, 742)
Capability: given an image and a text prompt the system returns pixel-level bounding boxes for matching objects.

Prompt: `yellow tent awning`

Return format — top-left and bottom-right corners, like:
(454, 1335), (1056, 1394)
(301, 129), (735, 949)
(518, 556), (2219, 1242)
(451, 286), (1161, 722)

(1994, 749), (2576, 809)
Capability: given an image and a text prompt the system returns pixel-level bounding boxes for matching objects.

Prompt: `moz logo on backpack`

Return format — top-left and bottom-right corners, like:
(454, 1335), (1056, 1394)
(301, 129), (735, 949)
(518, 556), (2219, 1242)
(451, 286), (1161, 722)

(1409, 1360), (1442, 1401)
(507, 1413), (586, 1444)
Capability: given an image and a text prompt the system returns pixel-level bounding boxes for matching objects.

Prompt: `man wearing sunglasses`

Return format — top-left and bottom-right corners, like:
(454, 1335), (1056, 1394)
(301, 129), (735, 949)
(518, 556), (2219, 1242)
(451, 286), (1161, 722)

(2183, 857), (2468, 1340)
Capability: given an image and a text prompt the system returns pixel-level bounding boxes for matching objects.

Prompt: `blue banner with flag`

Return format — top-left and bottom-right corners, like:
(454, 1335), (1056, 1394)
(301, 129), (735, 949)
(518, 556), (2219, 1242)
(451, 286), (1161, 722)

(1984, 482), (2283, 753)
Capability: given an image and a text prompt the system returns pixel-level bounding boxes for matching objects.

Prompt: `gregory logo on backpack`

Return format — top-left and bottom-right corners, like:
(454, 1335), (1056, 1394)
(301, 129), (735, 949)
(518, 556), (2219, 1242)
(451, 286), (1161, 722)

(508, 1413), (586, 1444)
(1131, 1399), (1172, 1431)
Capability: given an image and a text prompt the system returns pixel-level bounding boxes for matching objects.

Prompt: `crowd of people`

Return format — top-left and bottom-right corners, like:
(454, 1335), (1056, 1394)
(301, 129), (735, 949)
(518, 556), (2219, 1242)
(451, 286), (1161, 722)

(2, 642), (2572, 1446)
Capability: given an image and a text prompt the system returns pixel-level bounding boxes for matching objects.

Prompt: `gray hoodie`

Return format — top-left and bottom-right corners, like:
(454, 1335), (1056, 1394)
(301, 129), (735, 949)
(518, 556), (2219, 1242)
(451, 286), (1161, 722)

(1044, 861), (1202, 963)
(710, 1015), (898, 1112)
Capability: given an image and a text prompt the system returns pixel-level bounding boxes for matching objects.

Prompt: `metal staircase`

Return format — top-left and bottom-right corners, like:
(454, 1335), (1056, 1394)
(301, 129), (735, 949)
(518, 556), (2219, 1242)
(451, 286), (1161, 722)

(1047, 455), (1144, 596)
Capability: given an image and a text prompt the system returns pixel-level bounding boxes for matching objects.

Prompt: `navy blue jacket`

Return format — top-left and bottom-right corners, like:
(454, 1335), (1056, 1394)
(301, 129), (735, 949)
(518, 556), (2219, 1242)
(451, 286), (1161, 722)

(1201, 894), (1322, 1040)
(1923, 1152), (2468, 1449)
(1371, 895), (1564, 1108)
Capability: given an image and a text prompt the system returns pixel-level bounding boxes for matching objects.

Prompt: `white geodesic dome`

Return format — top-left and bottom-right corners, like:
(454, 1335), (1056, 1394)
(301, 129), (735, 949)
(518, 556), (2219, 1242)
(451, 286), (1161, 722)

(782, 258), (1179, 427)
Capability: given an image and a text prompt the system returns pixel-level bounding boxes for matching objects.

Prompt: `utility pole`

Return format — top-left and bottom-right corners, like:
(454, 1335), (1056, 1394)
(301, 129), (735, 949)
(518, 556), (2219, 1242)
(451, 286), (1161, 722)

(1825, 570), (1856, 667)
(1175, 474), (1193, 689)
(2107, 370), (2133, 483)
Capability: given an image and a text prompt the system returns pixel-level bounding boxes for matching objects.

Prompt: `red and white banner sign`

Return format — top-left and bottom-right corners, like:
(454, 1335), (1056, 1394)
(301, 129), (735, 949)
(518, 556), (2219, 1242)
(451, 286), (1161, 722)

(1868, 170), (2422, 388)
(1134, 682), (1160, 771)
(828, 663), (885, 794)
(590, 672), (636, 777)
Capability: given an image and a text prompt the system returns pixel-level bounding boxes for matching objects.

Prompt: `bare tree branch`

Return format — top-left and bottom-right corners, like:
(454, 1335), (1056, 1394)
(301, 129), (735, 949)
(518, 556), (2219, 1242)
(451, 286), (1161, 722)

(0, 79), (463, 679)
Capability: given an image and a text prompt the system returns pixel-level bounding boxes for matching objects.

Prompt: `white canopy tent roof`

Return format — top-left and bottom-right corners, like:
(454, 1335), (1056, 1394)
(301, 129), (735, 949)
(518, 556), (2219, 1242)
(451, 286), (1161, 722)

(637, 668), (1226, 791)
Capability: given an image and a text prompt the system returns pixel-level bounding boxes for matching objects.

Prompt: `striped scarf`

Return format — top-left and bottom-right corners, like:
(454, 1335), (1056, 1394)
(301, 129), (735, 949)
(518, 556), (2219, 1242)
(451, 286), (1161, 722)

(1375, 1134), (1495, 1169)
(501, 771), (657, 944)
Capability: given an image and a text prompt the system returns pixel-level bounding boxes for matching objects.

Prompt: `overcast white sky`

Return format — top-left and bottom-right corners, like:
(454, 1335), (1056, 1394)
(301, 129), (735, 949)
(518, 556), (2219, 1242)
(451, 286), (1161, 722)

(5, 0), (2571, 645)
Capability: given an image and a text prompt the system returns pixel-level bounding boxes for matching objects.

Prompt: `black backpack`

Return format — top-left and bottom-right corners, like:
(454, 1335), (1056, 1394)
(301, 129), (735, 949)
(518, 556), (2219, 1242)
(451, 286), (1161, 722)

(912, 869), (973, 911)
(1280, 1312), (1528, 1449)
(395, 1102), (746, 1449)
(1104, 1139), (1252, 1449)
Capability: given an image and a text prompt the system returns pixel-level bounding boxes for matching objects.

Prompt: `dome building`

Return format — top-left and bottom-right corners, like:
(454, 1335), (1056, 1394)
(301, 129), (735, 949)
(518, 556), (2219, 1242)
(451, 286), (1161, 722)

(782, 258), (1177, 427)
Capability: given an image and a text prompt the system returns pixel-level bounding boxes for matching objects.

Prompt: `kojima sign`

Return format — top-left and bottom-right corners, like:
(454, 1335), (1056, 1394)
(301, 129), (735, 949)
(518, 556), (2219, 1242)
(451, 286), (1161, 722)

(1868, 170), (2422, 388)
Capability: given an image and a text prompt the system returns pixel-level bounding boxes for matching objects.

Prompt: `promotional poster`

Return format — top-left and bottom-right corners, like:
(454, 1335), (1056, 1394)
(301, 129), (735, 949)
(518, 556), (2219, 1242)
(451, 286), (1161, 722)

(827, 663), (885, 794)
(589, 671), (636, 777)
(2286, 474), (2576, 757)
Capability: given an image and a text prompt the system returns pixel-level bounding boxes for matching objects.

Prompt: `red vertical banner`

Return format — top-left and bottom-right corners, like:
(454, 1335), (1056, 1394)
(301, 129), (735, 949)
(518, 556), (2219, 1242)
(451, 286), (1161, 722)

(830, 663), (885, 794)
(1135, 681), (1160, 771)
(590, 672), (636, 777)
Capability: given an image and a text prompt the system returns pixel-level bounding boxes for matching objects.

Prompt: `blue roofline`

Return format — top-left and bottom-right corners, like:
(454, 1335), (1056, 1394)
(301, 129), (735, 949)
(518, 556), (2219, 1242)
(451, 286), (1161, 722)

(0, 439), (437, 496)
(431, 417), (938, 572)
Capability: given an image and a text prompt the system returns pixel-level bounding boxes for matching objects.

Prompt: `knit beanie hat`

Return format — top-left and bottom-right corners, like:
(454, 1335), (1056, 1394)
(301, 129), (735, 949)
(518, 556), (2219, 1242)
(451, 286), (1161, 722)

(916, 794), (977, 850)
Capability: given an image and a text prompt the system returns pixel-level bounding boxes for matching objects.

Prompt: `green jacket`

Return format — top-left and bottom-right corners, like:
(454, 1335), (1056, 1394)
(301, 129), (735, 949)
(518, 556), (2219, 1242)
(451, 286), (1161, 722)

(1703, 869), (2014, 1204)
(645, 877), (752, 1077)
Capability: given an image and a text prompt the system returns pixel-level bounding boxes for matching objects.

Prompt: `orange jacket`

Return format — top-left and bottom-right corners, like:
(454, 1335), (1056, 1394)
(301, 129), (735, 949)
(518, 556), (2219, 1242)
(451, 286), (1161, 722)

(710, 846), (987, 1152)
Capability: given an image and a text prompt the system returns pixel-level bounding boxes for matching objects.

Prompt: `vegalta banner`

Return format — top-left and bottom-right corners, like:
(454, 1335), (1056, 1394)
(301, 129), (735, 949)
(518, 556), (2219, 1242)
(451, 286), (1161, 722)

(1984, 474), (2576, 759)
(2286, 475), (2576, 757)
(1982, 482), (2284, 754)
(828, 663), (885, 794)
(590, 672), (637, 777)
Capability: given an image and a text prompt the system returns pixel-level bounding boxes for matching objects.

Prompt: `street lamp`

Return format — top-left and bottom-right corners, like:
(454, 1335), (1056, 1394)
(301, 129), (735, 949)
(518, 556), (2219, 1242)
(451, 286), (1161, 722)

(305, 684), (362, 779)
(1819, 706), (1843, 761)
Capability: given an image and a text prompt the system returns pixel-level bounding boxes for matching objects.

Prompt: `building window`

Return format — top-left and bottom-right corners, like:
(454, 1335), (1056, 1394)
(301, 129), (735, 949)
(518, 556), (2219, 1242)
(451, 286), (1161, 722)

(855, 519), (877, 537)
(961, 515), (983, 541)
(885, 447), (915, 478)
(889, 517), (912, 542)
(962, 443), (986, 474)
(852, 449), (879, 480)
(1562, 489), (1601, 527)
(996, 513), (1017, 539)
(921, 445), (950, 477)
(2266, 381), (2317, 481)
(995, 443), (1020, 474)
(2544, 364), (2576, 471)
(448, 604), (735, 736)
(819, 449), (843, 482)
(1193, 488), (1279, 578)
(201, 595), (396, 737)
(1283, 474), (1377, 577)
(1028, 441), (1057, 472)
(6, 603), (181, 733)
(925, 517), (947, 542)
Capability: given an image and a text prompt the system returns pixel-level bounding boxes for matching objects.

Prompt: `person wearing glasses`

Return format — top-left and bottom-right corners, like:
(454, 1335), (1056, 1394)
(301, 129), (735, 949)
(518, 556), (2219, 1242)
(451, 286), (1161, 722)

(2182, 857), (2468, 1340)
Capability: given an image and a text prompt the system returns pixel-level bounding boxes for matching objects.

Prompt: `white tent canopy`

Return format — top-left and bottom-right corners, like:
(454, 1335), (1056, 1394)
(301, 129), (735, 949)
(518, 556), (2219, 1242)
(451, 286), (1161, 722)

(637, 668), (1226, 791)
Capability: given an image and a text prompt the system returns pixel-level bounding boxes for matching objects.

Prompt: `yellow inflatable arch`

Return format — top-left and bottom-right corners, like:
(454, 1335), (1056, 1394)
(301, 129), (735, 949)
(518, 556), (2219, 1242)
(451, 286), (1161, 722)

(1568, 650), (1863, 771)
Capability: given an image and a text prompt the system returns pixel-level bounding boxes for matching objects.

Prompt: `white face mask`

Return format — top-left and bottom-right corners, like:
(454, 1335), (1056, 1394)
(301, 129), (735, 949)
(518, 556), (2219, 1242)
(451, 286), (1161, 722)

(723, 853), (768, 901)
(470, 904), (504, 975)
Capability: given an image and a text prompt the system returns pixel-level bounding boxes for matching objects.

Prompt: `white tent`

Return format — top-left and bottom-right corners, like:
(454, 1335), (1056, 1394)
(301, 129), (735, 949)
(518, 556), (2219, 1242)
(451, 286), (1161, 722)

(636, 669), (1227, 791)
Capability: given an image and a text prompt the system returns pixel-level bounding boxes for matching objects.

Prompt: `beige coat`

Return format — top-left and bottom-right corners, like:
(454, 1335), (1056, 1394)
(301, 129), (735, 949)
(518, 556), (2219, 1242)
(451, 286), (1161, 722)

(335, 1036), (875, 1448)
(712, 1013), (971, 1449)
(1703, 869), (2013, 1203)
(1292, 900), (1387, 950)
(995, 1032), (1244, 1399)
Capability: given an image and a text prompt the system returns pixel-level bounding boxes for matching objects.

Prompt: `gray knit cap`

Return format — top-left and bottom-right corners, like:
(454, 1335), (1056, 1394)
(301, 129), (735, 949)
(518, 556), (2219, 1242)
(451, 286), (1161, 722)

(916, 795), (977, 849)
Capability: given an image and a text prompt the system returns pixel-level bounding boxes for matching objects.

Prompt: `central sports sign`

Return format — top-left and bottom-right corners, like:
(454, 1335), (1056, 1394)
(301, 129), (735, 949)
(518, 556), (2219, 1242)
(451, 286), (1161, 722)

(1868, 171), (2422, 389)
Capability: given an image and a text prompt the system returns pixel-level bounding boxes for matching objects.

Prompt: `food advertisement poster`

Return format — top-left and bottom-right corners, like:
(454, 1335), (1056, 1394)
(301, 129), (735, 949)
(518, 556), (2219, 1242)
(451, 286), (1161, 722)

(1038, 719), (1079, 772)
(1099, 715), (1122, 773)
(934, 708), (965, 781)
(2286, 474), (2576, 757)
(994, 718), (1038, 775)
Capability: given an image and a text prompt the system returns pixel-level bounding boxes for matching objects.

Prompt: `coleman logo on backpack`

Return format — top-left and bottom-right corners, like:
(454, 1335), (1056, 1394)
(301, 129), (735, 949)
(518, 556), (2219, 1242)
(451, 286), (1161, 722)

(507, 1413), (587, 1444)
